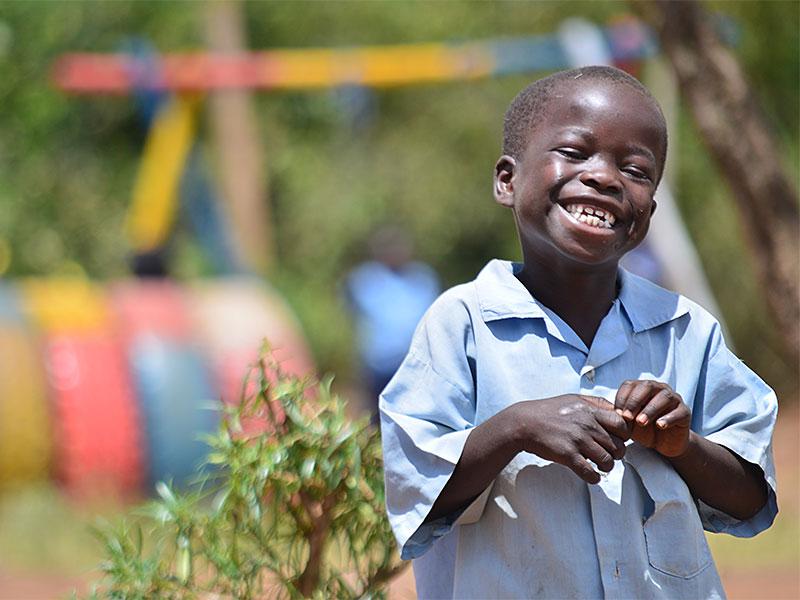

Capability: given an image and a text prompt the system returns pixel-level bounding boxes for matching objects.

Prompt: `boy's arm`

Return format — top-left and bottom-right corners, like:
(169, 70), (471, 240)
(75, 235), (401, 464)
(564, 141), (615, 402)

(615, 380), (768, 520)
(427, 394), (629, 522)
(667, 431), (767, 520)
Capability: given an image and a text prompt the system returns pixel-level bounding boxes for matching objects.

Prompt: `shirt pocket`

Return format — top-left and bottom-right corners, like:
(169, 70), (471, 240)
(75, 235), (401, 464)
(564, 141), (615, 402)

(627, 446), (713, 579)
(641, 498), (713, 578)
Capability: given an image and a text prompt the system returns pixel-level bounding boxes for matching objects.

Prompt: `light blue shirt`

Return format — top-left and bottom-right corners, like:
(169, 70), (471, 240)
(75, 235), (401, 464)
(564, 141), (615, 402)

(380, 259), (777, 599)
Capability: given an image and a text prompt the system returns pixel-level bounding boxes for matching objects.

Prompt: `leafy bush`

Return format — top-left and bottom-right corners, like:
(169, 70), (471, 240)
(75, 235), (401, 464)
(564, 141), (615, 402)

(85, 348), (406, 599)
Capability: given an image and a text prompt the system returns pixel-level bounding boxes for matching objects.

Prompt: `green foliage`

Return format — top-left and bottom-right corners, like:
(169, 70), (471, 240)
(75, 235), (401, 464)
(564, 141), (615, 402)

(85, 348), (405, 599)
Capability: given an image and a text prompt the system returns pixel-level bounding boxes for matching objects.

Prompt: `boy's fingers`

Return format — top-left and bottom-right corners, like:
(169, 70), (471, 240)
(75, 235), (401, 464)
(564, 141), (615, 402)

(635, 388), (680, 427)
(592, 428), (627, 461)
(609, 434), (627, 460)
(593, 408), (632, 442)
(579, 439), (615, 473)
(623, 380), (658, 419)
(580, 395), (615, 412)
(654, 403), (691, 430)
(615, 380), (648, 420)
(568, 454), (602, 484)
(614, 380), (635, 414)
(617, 380), (665, 421)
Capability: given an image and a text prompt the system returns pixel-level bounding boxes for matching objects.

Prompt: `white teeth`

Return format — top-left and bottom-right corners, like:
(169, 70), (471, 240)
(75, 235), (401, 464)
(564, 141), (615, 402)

(564, 203), (616, 229)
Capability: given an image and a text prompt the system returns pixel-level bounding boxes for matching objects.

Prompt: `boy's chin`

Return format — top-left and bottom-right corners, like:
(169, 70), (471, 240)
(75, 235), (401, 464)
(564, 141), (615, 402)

(563, 253), (622, 270)
(552, 238), (629, 269)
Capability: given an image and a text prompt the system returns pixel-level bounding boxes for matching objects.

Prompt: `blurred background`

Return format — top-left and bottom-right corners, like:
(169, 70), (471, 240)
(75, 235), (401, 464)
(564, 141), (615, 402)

(0, 1), (796, 598)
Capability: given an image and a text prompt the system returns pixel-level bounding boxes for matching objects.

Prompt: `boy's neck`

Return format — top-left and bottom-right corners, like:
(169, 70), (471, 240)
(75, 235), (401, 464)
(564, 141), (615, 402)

(516, 259), (620, 349)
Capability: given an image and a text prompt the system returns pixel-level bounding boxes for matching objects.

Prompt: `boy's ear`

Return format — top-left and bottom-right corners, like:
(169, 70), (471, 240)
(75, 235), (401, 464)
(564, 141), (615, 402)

(494, 155), (516, 208)
(650, 198), (658, 216)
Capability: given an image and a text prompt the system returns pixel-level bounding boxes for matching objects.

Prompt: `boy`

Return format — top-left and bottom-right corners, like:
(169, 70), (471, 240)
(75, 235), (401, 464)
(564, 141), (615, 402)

(380, 66), (777, 599)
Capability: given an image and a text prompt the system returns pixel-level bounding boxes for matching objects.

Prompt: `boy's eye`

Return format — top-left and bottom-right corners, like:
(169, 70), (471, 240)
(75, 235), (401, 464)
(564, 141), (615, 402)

(555, 147), (586, 160)
(623, 165), (652, 181)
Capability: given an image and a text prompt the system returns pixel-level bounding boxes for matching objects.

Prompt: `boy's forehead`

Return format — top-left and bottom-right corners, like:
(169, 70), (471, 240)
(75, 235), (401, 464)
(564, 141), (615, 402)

(546, 78), (658, 122)
(528, 78), (666, 160)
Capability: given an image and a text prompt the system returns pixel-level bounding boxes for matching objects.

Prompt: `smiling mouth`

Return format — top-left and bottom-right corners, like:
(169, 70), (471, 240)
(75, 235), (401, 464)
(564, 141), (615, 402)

(563, 204), (616, 229)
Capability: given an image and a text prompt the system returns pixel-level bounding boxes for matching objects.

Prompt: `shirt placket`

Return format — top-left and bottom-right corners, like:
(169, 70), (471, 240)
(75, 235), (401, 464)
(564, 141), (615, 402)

(580, 302), (633, 597)
(587, 478), (630, 598)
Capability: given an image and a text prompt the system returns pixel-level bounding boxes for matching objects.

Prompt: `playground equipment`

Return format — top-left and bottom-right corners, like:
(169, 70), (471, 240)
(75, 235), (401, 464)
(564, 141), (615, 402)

(0, 276), (312, 496)
(55, 19), (664, 275)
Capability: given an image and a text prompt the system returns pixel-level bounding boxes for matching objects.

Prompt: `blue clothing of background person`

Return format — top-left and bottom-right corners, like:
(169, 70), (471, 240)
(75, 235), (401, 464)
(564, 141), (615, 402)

(345, 226), (439, 416)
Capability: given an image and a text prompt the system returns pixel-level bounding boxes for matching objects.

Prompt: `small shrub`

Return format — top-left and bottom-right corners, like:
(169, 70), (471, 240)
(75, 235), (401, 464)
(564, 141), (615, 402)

(85, 347), (406, 599)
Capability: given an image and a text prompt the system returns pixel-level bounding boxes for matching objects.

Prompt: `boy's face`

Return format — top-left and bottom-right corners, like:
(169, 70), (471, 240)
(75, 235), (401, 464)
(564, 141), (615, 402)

(494, 79), (665, 270)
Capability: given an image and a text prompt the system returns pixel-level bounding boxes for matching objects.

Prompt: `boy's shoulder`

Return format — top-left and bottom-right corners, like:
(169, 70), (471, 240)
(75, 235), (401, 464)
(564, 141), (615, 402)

(412, 265), (503, 344)
(422, 259), (518, 322)
(422, 280), (479, 324)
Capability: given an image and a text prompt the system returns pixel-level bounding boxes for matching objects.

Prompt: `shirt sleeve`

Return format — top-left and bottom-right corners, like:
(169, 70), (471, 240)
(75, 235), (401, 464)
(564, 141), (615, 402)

(379, 293), (482, 559)
(691, 323), (778, 537)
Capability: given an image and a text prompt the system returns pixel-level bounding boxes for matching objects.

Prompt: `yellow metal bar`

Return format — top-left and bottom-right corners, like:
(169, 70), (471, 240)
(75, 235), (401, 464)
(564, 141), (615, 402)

(264, 44), (493, 89)
(125, 95), (200, 252)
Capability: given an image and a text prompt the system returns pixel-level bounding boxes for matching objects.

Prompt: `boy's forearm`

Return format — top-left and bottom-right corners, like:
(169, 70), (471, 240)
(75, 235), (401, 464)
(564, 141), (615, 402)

(667, 431), (768, 520)
(425, 409), (520, 522)
(426, 394), (630, 522)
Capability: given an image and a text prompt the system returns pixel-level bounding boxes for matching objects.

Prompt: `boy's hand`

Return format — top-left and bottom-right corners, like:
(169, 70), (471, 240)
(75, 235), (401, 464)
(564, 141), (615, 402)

(507, 395), (630, 484)
(614, 380), (691, 457)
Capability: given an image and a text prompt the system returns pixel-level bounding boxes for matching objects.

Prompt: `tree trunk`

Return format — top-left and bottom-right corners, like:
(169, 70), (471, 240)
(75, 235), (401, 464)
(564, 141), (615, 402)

(205, 0), (274, 274)
(639, 0), (799, 367)
(294, 491), (334, 597)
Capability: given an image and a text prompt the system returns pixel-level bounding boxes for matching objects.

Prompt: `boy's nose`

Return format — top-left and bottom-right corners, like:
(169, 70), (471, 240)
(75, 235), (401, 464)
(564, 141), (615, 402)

(579, 160), (622, 194)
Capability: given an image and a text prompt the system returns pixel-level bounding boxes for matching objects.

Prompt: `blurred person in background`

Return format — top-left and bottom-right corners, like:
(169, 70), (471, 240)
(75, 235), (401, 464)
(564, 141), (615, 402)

(345, 225), (440, 421)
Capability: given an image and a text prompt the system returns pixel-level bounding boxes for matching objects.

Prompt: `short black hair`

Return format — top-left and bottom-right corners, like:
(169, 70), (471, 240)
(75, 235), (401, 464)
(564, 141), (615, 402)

(502, 66), (668, 173)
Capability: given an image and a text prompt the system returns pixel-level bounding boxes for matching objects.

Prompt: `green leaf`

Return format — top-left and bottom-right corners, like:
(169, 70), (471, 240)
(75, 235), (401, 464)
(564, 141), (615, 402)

(300, 456), (316, 480)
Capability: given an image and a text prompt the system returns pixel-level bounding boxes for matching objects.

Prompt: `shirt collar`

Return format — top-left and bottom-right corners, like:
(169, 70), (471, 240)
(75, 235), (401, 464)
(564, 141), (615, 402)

(475, 260), (549, 322)
(475, 259), (689, 333)
(616, 268), (690, 333)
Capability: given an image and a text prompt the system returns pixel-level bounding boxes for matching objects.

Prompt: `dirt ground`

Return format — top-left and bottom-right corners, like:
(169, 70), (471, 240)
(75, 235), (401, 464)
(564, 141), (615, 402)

(1, 405), (797, 600)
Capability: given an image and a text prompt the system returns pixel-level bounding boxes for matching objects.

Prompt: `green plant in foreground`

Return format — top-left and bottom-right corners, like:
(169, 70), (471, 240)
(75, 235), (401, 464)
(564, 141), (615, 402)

(86, 348), (407, 599)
